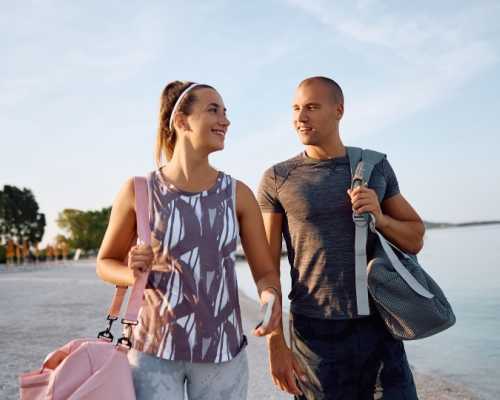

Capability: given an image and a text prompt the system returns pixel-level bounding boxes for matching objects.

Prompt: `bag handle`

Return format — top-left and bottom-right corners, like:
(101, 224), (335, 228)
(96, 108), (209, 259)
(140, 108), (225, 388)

(370, 221), (434, 298)
(346, 147), (385, 316)
(123, 176), (151, 322)
(99, 177), (151, 342)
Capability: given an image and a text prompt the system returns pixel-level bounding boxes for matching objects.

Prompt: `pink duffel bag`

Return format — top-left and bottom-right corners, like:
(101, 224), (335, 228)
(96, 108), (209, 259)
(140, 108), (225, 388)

(19, 339), (134, 399)
(19, 177), (151, 400)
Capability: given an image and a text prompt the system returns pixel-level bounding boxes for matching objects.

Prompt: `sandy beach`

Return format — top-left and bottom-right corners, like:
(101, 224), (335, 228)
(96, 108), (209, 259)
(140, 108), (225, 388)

(0, 261), (478, 399)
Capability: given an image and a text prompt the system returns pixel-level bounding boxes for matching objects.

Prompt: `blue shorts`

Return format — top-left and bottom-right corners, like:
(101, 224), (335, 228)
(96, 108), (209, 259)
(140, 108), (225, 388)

(290, 312), (418, 400)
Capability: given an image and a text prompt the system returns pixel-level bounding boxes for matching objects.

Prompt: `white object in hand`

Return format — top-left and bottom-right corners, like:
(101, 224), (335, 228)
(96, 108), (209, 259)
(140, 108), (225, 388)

(261, 293), (275, 328)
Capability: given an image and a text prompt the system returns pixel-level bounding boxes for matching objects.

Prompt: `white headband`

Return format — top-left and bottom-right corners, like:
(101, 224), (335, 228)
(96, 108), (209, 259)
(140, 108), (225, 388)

(169, 83), (202, 131)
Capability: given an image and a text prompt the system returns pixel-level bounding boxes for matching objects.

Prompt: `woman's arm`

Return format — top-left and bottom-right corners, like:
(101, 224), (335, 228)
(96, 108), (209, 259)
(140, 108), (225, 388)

(235, 180), (282, 336)
(96, 178), (153, 287)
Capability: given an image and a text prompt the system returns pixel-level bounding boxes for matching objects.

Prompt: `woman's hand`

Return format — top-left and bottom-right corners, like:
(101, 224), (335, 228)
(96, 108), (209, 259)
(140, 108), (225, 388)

(253, 288), (282, 336)
(127, 244), (154, 279)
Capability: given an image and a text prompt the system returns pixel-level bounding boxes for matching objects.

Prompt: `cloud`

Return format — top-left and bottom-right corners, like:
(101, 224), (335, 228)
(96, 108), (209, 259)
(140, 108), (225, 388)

(285, 0), (500, 137)
(0, 2), (171, 111)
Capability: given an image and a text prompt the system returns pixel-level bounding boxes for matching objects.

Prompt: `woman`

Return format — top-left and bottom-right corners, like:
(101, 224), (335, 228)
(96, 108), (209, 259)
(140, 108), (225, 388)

(97, 81), (282, 399)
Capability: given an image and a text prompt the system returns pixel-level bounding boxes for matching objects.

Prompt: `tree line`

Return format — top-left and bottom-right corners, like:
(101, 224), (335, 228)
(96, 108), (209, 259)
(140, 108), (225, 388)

(0, 184), (110, 264)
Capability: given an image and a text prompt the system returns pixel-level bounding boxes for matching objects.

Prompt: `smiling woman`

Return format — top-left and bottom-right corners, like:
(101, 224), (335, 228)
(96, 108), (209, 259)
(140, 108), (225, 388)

(95, 80), (284, 400)
(155, 81), (221, 166)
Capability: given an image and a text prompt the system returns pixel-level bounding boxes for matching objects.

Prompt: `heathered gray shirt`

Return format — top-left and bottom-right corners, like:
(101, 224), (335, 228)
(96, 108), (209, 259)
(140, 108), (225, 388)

(257, 151), (400, 320)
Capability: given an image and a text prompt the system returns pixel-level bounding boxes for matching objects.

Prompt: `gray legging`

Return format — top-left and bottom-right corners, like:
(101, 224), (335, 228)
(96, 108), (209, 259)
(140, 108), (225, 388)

(128, 348), (248, 400)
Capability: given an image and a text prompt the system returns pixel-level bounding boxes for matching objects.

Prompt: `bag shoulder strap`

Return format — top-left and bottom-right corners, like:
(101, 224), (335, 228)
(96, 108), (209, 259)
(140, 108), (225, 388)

(346, 148), (434, 301)
(346, 147), (385, 316)
(105, 176), (151, 322)
(346, 146), (362, 179)
(124, 177), (151, 321)
(347, 147), (386, 189)
(371, 228), (434, 298)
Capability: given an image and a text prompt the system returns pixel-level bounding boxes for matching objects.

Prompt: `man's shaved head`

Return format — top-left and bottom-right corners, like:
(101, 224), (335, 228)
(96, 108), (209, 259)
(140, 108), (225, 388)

(298, 76), (344, 105)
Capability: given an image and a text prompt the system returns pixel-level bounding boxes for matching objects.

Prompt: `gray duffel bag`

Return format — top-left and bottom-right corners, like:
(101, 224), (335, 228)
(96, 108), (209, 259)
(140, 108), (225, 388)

(367, 227), (456, 340)
(346, 146), (456, 341)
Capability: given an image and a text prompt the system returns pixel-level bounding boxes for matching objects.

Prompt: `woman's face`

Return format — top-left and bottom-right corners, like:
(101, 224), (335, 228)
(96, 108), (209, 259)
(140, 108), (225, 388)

(181, 88), (230, 154)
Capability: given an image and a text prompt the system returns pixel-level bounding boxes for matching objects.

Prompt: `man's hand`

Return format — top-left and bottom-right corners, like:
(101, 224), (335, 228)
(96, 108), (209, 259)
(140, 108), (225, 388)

(268, 336), (306, 396)
(348, 185), (389, 229)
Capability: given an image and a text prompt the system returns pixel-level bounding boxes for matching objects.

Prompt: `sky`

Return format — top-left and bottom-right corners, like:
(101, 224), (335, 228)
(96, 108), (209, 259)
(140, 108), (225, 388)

(2, 0), (500, 245)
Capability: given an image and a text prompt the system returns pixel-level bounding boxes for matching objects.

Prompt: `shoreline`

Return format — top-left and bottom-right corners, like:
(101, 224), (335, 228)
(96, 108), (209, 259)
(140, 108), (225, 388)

(237, 291), (479, 400)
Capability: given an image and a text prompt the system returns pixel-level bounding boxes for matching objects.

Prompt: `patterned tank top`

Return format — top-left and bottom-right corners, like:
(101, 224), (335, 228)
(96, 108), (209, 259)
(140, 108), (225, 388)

(131, 170), (246, 363)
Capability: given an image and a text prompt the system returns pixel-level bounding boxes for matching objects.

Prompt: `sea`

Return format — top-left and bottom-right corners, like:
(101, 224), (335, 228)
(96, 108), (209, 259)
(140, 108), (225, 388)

(235, 225), (500, 399)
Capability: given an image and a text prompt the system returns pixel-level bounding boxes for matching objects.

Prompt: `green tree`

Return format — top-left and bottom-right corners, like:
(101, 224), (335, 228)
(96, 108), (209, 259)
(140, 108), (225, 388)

(0, 185), (46, 245)
(57, 207), (111, 251)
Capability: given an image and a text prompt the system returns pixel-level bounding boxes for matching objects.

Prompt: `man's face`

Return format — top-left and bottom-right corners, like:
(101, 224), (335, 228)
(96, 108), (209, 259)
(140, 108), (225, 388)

(292, 82), (343, 146)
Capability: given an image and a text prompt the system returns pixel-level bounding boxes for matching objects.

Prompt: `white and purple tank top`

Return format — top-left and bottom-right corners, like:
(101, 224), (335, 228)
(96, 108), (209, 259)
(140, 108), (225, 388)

(132, 170), (246, 363)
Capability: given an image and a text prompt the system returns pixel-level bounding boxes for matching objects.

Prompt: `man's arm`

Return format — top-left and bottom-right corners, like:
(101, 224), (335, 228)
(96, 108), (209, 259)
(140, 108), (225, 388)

(262, 212), (305, 396)
(379, 193), (425, 253)
(349, 188), (425, 254)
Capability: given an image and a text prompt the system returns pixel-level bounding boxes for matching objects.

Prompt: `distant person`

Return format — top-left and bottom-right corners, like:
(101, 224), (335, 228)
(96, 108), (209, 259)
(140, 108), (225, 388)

(97, 81), (282, 399)
(22, 241), (30, 263)
(53, 244), (60, 261)
(61, 241), (69, 260)
(15, 244), (21, 264)
(45, 245), (54, 261)
(6, 239), (15, 265)
(258, 76), (424, 400)
(33, 242), (40, 262)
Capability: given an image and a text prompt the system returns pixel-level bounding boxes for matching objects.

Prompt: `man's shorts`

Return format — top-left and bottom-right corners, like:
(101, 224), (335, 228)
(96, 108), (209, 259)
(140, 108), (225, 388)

(290, 312), (418, 400)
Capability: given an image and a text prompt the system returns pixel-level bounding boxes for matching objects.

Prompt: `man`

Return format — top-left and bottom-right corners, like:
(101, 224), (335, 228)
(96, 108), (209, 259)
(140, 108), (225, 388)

(257, 76), (424, 400)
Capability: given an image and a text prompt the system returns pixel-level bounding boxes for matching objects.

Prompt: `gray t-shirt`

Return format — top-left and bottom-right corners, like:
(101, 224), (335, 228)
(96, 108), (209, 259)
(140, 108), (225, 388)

(257, 151), (400, 319)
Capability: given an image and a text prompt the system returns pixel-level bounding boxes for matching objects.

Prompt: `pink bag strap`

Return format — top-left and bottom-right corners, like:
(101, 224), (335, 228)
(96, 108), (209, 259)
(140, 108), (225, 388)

(107, 287), (127, 319)
(104, 176), (151, 323)
(124, 176), (151, 322)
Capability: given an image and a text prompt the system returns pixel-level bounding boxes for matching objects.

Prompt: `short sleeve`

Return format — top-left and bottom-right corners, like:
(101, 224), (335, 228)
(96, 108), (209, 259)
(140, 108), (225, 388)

(257, 167), (284, 213)
(381, 158), (400, 200)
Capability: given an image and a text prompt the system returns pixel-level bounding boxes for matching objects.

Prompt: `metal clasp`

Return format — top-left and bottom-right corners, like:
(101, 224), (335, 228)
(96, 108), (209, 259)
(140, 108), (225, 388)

(351, 177), (364, 190)
(352, 211), (368, 227)
(116, 319), (138, 349)
(97, 315), (118, 342)
(368, 213), (377, 232)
